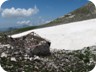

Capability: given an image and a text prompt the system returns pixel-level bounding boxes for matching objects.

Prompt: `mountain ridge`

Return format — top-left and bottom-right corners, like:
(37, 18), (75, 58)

(0, 1), (96, 35)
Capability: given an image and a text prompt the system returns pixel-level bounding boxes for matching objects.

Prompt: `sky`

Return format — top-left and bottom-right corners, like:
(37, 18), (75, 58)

(0, 0), (89, 29)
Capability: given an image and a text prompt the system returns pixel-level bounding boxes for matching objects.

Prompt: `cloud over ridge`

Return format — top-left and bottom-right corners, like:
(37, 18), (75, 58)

(1, 6), (39, 18)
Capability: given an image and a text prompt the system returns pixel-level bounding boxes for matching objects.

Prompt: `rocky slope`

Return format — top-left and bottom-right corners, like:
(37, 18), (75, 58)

(0, 33), (96, 72)
(0, 45), (96, 72)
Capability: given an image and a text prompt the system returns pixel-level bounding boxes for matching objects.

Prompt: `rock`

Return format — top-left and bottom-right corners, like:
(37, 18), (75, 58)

(10, 57), (16, 62)
(30, 41), (51, 56)
(34, 56), (41, 61)
(0, 32), (51, 56)
(1, 53), (7, 58)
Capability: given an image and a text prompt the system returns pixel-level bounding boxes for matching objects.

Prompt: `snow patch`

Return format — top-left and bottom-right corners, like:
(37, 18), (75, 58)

(11, 18), (96, 50)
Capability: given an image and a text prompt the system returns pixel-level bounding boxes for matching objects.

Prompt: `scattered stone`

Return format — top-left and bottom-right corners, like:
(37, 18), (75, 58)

(0, 32), (96, 72)
(10, 57), (16, 62)
(1, 53), (7, 58)
(34, 56), (40, 61)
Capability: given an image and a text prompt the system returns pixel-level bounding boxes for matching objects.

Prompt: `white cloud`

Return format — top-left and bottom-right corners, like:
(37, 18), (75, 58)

(17, 20), (31, 25)
(1, 6), (39, 18)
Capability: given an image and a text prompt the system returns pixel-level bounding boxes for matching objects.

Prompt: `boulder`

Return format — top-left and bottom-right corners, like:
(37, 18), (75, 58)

(0, 32), (51, 56)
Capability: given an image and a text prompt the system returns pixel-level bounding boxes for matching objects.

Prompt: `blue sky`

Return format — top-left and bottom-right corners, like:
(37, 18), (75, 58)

(0, 0), (89, 29)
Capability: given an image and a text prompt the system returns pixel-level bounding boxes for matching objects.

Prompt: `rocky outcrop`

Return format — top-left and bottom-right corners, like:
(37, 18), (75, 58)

(0, 32), (51, 57)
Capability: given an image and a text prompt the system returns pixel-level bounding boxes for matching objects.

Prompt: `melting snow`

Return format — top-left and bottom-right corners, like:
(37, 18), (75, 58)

(11, 18), (96, 50)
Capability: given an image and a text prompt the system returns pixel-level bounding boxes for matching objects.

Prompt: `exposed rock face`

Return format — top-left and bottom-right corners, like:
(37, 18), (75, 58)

(0, 32), (51, 57)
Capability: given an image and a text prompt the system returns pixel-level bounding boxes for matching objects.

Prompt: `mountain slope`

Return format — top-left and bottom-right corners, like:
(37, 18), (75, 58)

(0, 1), (95, 35)
(11, 18), (96, 50)
(45, 1), (96, 26)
